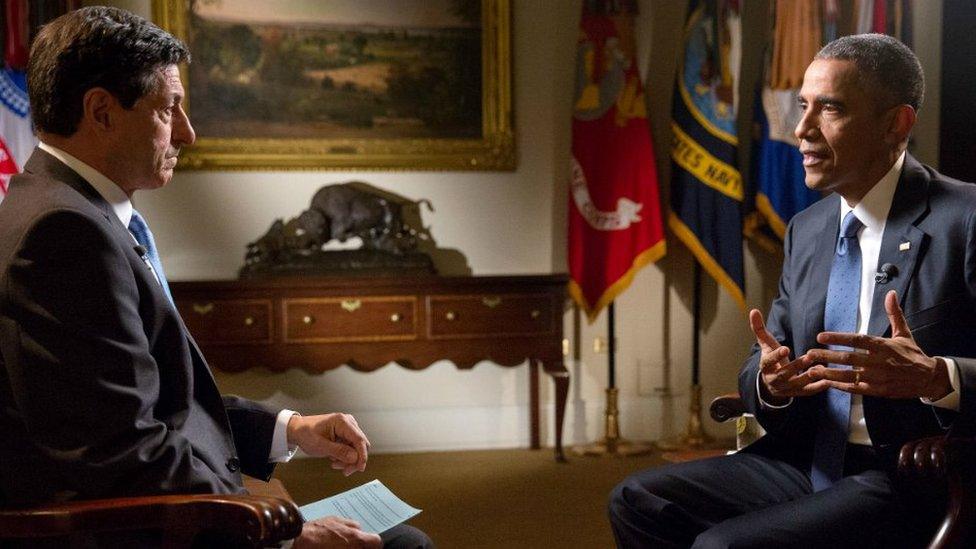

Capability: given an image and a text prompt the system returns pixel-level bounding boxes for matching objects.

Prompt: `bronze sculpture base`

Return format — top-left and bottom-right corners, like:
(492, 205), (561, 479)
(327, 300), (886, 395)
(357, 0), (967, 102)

(240, 249), (436, 278)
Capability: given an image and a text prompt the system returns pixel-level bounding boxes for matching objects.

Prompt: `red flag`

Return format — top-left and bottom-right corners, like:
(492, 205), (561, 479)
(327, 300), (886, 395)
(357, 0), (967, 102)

(872, 0), (887, 33)
(4, 0), (29, 70)
(568, 6), (665, 322)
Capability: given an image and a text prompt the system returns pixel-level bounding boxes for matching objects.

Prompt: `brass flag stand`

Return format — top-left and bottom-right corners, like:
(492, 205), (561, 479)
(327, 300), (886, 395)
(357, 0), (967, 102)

(574, 302), (654, 457)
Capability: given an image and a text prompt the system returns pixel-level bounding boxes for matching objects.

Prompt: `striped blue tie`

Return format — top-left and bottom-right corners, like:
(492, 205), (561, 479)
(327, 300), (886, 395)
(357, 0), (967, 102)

(810, 211), (863, 491)
(128, 209), (174, 305)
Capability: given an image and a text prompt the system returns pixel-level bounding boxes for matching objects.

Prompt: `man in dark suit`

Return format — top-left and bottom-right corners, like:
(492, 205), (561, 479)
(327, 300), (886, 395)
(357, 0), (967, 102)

(609, 33), (976, 548)
(0, 7), (430, 548)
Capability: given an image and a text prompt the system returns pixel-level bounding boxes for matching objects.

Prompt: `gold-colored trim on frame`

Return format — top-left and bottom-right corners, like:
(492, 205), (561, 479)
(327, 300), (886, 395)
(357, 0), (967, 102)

(152, 0), (514, 171)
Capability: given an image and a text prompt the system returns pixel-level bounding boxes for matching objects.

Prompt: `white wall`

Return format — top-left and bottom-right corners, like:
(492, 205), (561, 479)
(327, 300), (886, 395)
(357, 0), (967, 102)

(98, 0), (943, 453)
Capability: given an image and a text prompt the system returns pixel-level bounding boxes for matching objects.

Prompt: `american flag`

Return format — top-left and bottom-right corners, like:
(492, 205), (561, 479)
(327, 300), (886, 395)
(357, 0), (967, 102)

(0, 0), (36, 203)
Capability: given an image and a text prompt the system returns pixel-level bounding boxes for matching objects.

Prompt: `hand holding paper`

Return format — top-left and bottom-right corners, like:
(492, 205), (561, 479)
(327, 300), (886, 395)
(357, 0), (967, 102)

(293, 516), (382, 549)
(301, 480), (422, 535)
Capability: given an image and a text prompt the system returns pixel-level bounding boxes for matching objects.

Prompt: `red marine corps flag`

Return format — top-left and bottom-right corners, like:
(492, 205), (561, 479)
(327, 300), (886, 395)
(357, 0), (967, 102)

(568, 0), (665, 322)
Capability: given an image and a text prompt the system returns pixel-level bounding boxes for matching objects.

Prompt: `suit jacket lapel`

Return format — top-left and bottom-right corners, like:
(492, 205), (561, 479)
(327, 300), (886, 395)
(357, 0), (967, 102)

(27, 147), (219, 387)
(25, 147), (238, 454)
(799, 203), (839, 350)
(866, 156), (930, 337)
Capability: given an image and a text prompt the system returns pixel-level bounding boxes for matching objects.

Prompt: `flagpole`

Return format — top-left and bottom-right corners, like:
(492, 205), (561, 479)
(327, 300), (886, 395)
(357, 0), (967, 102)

(608, 300), (615, 390)
(574, 301), (653, 457)
(569, 0), (666, 458)
(657, 262), (714, 451)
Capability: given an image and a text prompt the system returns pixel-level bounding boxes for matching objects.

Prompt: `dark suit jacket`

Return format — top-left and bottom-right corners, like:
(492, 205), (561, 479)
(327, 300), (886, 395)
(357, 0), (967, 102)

(0, 149), (277, 508)
(739, 154), (976, 471)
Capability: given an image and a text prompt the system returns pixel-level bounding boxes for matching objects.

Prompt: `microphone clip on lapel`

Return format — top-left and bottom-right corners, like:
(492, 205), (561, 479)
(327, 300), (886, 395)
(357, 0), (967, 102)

(134, 245), (155, 274)
(874, 263), (898, 284)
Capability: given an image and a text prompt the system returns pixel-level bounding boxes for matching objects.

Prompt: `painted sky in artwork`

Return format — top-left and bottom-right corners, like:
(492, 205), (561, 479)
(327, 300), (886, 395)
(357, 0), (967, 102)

(193, 0), (475, 28)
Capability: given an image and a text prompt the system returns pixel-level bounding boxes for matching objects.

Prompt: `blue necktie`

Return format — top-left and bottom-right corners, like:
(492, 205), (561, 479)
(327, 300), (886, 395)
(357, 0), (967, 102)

(128, 209), (174, 305)
(810, 211), (863, 491)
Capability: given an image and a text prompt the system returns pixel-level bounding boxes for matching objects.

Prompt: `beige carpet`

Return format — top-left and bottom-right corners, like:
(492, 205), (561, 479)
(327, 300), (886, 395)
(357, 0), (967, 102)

(274, 447), (672, 549)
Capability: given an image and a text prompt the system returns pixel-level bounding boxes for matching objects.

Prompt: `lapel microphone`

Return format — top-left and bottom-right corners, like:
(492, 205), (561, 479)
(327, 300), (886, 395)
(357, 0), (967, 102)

(875, 263), (898, 284)
(134, 244), (148, 258)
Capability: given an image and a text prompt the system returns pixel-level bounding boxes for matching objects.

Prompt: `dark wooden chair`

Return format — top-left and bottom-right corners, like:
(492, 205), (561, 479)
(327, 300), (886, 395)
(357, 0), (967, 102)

(0, 478), (303, 547)
(709, 393), (976, 549)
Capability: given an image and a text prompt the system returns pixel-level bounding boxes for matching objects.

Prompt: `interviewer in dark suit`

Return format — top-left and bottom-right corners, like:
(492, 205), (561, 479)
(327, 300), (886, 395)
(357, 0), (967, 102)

(0, 7), (430, 548)
(609, 34), (976, 548)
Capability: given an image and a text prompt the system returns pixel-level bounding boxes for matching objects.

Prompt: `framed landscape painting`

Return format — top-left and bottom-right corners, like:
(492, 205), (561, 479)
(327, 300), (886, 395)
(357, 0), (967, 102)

(152, 0), (513, 170)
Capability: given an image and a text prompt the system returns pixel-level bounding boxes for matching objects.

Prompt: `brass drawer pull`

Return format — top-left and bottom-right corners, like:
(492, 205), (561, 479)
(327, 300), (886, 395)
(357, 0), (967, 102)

(302, 315), (315, 325)
(445, 311), (457, 321)
(192, 303), (214, 315)
(244, 316), (254, 326)
(341, 299), (362, 312)
(390, 313), (402, 323)
(530, 309), (541, 319)
(482, 296), (501, 308)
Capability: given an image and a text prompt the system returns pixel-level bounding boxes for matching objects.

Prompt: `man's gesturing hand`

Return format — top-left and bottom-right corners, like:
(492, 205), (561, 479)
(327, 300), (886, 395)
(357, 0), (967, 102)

(293, 516), (382, 549)
(287, 413), (370, 476)
(806, 290), (952, 400)
(751, 309), (828, 402)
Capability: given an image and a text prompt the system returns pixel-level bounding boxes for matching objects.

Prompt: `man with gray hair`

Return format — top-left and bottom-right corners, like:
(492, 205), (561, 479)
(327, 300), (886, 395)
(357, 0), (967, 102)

(609, 33), (976, 548)
(0, 7), (430, 548)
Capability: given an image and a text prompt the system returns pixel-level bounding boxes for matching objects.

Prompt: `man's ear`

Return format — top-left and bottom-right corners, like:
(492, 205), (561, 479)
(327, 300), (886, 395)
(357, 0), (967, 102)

(885, 104), (916, 145)
(82, 88), (117, 132)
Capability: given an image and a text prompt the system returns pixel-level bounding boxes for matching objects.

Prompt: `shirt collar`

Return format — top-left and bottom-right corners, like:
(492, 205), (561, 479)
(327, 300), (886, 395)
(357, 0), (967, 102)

(38, 141), (134, 227)
(839, 150), (905, 231)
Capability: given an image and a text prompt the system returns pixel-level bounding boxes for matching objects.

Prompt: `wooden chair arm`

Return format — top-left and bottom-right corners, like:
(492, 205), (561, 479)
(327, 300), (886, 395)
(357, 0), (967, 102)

(0, 493), (303, 548)
(709, 392), (748, 423)
(898, 435), (976, 549)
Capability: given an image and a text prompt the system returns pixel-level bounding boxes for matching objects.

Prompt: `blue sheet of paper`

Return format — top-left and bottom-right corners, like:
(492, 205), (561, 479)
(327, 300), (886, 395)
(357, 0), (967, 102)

(299, 479), (421, 535)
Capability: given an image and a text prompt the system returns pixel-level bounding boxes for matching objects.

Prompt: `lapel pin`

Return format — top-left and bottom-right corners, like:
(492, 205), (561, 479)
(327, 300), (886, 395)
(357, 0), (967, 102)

(899, 242), (911, 252)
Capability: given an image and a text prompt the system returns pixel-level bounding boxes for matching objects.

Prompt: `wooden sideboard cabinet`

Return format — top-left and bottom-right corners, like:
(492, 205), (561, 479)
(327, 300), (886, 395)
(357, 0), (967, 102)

(170, 275), (570, 461)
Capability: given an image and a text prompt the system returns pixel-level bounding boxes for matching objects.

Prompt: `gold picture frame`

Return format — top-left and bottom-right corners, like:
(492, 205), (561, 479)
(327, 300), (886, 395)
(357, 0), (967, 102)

(152, 0), (513, 171)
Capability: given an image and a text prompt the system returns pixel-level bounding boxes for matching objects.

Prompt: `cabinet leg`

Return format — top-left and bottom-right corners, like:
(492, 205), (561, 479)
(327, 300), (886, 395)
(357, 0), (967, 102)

(542, 359), (570, 462)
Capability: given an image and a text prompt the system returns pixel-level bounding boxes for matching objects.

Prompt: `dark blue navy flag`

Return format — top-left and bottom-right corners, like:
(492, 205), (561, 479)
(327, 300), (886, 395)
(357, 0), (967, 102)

(668, 0), (745, 309)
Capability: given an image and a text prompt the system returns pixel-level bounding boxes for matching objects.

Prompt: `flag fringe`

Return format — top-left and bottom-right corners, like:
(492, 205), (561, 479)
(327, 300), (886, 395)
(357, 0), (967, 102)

(754, 192), (788, 240)
(667, 211), (746, 310)
(569, 239), (667, 323)
(743, 211), (782, 255)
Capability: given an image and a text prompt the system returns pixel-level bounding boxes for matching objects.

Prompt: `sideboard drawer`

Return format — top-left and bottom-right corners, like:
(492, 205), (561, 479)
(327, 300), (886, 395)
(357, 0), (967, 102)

(428, 294), (554, 338)
(170, 274), (569, 461)
(284, 297), (417, 342)
(178, 299), (273, 344)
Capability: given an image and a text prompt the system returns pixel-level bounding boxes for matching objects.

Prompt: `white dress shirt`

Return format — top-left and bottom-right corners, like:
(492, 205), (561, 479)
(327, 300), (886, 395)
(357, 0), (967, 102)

(759, 151), (961, 445)
(38, 141), (298, 462)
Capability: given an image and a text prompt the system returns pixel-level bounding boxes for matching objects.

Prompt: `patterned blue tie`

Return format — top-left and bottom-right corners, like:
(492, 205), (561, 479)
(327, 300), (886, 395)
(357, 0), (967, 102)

(810, 211), (863, 491)
(128, 209), (174, 305)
